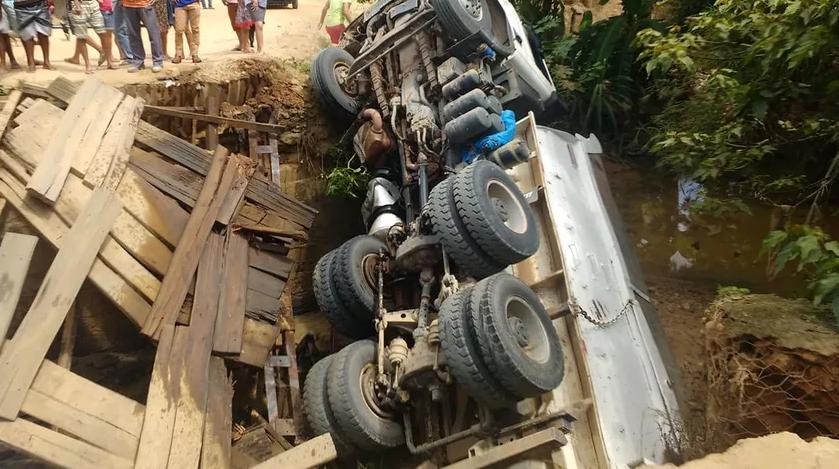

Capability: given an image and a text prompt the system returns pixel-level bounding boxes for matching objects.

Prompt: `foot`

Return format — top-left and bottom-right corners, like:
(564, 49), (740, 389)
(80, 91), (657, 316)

(164, 54), (172, 61)
(10, 62), (20, 70)
(152, 64), (162, 73)
(42, 62), (54, 70)
(127, 64), (145, 73)
(64, 57), (80, 65)
(172, 55), (182, 64)
(98, 54), (106, 66)
(26, 65), (35, 73)
(107, 63), (119, 70)
(192, 56), (201, 63)
(85, 67), (94, 74)
(232, 45), (241, 51)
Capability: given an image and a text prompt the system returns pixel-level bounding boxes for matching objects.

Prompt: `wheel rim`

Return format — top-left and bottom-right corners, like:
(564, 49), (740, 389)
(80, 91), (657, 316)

(361, 253), (380, 293)
(486, 180), (528, 234)
(457, 0), (483, 20)
(505, 296), (550, 364)
(333, 61), (358, 97)
(359, 363), (395, 421)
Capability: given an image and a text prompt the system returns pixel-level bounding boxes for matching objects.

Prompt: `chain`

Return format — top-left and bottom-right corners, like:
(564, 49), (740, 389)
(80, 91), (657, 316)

(573, 298), (635, 328)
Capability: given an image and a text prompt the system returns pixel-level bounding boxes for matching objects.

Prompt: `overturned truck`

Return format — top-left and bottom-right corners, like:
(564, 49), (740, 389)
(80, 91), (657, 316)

(307, 0), (683, 466)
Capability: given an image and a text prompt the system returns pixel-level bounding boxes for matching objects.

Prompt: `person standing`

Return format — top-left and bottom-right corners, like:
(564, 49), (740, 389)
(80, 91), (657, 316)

(123, 0), (163, 72)
(172, 0), (199, 63)
(14, 0), (55, 71)
(112, 0), (133, 62)
(151, 0), (170, 59)
(0, 3), (21, 70)
(318, 0), (352, 45)
(233, 0), (263, 53)
(69, 0), (113, 73)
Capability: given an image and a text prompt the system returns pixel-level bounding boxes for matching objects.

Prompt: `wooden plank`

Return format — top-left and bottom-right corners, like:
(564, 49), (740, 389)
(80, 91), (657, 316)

(213, 232), (249, 355)
(248, 247), (294, 279)
(201, 357), (232, 469)
(118, 168), (188, 248)
(238, 318), (279, 367)
(0, 174), (152, 327)
(134, 121), (316, 229)
(206, 89), (220, 151)
(0, 187), (121, 419)
(168, 233), (223, 468)
(141, 147), (237, 336)
(0, 148), (32, 181)
(0, 164), (162, 301)
(248, 268), (286, 299)
(12, 97), (57, 127)
(84, 95), (145, 189)
(246, 289), (281, 320)
(217, 159), (255, 225)
(264, 364), (279, 423)
(26, 79), (103, 203)
(0, 233), (38, 348)
(72, 87), (124, 177)
(21, 360), (144, 460)
(0, 90), (22, 138)
(0, 418), (133, 469)
(57, 303), (77, 369)
(134, 323), (181, 469)
(144, 105), (287, 134)
(250, 433), (337, 469)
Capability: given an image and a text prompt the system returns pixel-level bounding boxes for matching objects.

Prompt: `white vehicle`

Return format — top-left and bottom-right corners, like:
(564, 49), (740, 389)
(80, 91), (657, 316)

(306, 1), (682, 466)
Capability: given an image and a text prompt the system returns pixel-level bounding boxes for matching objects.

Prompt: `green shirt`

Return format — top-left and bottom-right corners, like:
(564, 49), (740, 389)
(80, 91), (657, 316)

(325, 0), (349, 27)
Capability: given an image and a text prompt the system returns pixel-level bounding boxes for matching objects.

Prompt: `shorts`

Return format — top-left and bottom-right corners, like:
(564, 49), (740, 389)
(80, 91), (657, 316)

(325, 24), (345, 44)
(71, 0), (106, 38)
(102, 10), (114, 30)
(0, 8), (10, 35)
(233, 1), (264, 30)
(15, 0), (52, 41)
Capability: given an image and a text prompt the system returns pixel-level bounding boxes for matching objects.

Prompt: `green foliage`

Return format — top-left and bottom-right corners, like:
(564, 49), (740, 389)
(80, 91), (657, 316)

(324, 147), (370, 199)
(762, 225), (839, 325)
(525, 0), (663, 138)
(716, 285), (751, 297)
(636, 0), (839, 204)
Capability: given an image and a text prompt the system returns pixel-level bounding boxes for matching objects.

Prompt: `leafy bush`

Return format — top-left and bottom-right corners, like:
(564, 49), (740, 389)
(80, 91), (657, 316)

(762, 225), (839, 324)
(527, 0), (663, 139)
(636, 0), (839, 206)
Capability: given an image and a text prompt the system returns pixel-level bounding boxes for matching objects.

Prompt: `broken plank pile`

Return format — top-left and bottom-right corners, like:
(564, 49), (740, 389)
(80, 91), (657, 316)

(0, 77), (324, 468)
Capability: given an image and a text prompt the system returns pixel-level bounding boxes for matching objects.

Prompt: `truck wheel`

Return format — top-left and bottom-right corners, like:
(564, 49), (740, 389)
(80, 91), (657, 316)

(311, 47), (358, 120)
(431, 0), (492, 43)
(425, 178), (505, 279)
(472, 273), (564, 397)
(313, 250), (373, 339)
(327, 340), (404, 451)
(452, 160), (539, 266)
(439, 287), (517, 408)
(302, 354), (356, 457)
(335, 235), (387, 324)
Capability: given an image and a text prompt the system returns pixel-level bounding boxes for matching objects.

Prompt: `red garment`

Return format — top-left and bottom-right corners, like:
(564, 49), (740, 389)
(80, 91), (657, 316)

(326, 24), (345, 44)
(100, 0), (113, 12)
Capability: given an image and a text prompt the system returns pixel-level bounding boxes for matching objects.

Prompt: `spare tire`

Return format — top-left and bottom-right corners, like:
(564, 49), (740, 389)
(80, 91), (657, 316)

(311, 47), (358, 120)
(432, 0), (493, 42)
(451, 160), (539, 266)
(472, 273), (564, 397)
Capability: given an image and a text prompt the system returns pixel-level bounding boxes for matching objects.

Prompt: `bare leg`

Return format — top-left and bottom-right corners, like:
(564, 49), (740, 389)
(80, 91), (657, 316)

(38, 33), (52, 69)
(237, 29), (250, 53)
(0, 35), (6, 72)
(255, 21), (263, 53)
(66, 40), (83, 64)
(98, 32), (117, 69)
(78, 38), (92, 73)
(161, 30), (170, 59)
(2, 36), (19, 69)
(22, 39), (36, 72)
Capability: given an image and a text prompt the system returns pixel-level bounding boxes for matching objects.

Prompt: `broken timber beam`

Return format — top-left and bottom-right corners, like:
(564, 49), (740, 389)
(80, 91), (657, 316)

(0, 187), (122, 420)
(143, 104), (286, 134)
(0, 232), (38, 350)
(250, 433), (337, 469)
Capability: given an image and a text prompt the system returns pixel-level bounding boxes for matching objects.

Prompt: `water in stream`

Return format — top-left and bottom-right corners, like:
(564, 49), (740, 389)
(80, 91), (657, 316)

(604, 159), (839, 298)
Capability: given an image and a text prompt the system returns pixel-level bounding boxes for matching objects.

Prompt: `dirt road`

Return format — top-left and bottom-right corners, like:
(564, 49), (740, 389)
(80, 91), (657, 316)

(0, 1), (334, 88)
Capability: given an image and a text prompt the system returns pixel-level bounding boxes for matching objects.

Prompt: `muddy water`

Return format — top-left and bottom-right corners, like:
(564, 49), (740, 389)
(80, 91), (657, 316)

(604, 159), (839, 297)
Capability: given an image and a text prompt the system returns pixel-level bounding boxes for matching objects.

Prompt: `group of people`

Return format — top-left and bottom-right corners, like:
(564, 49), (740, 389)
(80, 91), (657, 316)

(0, 0), (267, 74)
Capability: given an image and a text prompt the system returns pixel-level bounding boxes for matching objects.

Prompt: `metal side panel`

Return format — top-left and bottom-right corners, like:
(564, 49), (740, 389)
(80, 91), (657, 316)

(535, 126), (681, 468)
